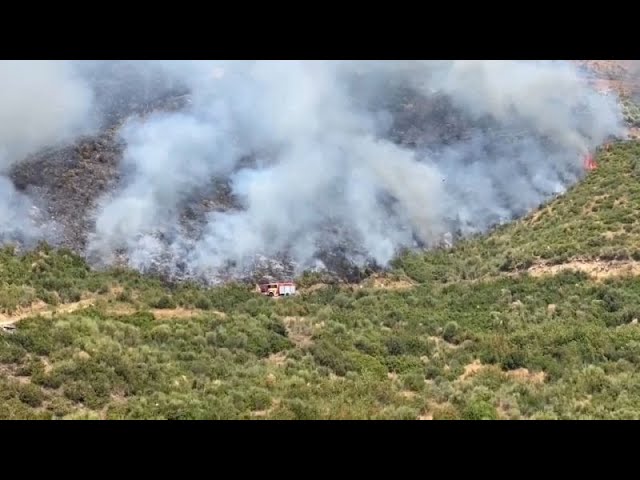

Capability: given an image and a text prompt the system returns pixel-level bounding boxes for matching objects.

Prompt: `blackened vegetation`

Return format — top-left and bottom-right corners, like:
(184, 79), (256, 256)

(10, 128), (124, 250)
(2, 83), (502, 283)
(382, 87), (473, 149)
(0, 80), (586, 285)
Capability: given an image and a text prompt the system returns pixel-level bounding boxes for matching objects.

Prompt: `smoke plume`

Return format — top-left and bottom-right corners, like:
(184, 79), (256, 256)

(82, 60), (624, 281)
(0, 60), (625, 281)
(0, 60), (95, 244)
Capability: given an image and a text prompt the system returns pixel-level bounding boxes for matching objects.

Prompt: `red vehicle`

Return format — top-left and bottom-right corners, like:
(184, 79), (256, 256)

(255, 281), (296, 297)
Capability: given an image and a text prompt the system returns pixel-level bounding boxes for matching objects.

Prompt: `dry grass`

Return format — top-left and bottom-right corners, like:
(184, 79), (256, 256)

(527, 259), (640, 280)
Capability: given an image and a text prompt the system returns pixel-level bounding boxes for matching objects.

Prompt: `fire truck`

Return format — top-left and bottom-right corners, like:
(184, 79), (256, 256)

(255, 281), (296, 297)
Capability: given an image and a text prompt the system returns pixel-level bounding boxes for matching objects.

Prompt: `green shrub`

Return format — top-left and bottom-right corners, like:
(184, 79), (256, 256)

(402, 372), (425, 392)
(462, 400), (498, 420)
(425, 363), (444, 380)
(64, 381), (97, 404)
(247, 388), (272, 411)
(266, 318), (287, 337)
(150, 295), (177, 309)
(391, 406), (419, 420)
(116, 289), (133, 302)
(311, 341), (354, 376)
(282, 398), (319, 420)
(195, 296), (212, 310)
(384, 335), (430, 357)
(432, 405), (461, 420)
(384, 355), (425, 375)
(443, 321), (463, 344)
(18, 384), (45, 408)
(348, 352), (387, 378)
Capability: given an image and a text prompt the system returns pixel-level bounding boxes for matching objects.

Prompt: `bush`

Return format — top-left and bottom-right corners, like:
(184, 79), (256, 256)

(402, 372), (425, 392)
(432, 405), (461, 420)
(392, 406), (419, 420)
(384, 355), (425, 375)
(462, 400), (498, 420)
(443, 321), (463, 344)
(311, 341), (354, 376)
(39, 290), (59, 306)
(500, 348), (527, 370)
(385, 335), (430, 356)
(64, 381), (97, 405)
(34, 371), (64, 390)
(247, 388), (272, 411)
(597, 290), (621, 313)
(333, 293), (353, 309)
(18, 384), (45, 408)
(266, 318), (287, 337)
(150, 324), (172, 342)
(605, 308), (638, 328)
(348, 352), (387, 378)
(425, 363), (444, 380)
(354, 337), (382, 356)
(61, 288), (82, 303)
(116, 289), (133, 302)
(150, 295), (177, 309)
(283, 398), (319, 420)
(195, 296), (212, 310)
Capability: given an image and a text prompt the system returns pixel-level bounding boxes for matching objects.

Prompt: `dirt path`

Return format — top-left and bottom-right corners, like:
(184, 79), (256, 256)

(150, 307), (225, 319)
(526, 259), (640, 280)
(453, 258), (640, 286)
(0, 296), (225, 328)
(0, 298), (97, 327)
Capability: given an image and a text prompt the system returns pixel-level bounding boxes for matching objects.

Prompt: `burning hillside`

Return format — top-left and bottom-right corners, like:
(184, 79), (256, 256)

(0, 61), (629, 284)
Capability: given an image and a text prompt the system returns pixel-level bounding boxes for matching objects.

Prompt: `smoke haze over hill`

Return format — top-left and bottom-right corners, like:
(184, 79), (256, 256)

(0, 60), (626, 282)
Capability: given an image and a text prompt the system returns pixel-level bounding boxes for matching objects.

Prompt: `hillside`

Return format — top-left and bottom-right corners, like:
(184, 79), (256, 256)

(2, 139), (640, 419)
(1, 60), (627, 286)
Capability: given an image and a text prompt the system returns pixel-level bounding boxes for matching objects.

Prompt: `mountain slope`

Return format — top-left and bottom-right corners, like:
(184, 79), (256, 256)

(2, 60), (628, 285)
(2, 140), (640, 419)
(395, 140), (640, 283)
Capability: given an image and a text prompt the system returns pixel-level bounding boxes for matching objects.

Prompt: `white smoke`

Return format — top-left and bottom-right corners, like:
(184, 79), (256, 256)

(81, 60), (625, 280)
(0, 60), (95, 243)
(0, 61), (95, 168)
(0, 59), (621, 281)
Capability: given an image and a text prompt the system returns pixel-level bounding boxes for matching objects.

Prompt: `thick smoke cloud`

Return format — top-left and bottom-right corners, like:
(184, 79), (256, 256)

(84, 60), (624, 281)
(0, 60), (623, 281)
(71, 60), (190, 126)
(0, 60), (95, 244)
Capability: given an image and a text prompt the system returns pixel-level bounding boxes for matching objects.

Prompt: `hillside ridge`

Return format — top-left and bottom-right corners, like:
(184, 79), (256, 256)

(1, 61), (640, 420)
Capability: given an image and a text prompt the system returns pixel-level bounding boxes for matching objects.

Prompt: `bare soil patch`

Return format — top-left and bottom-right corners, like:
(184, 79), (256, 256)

(527, 260), (640, 280)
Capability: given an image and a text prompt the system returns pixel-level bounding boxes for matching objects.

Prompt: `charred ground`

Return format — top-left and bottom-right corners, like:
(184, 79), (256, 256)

(2, 61), (637, 284)
(6, 79), (502, 284)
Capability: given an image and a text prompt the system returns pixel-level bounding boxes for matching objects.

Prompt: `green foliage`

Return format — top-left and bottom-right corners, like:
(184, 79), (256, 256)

(194, 296), (212, 310)
(116, 289), (133, 302)
(443, 321), (463, 344)
(18, 383), (46, 407)
(462, 400), (498, 420)
(402, 372), (425, 392)
(622, 97), (640, 128)
(432, 405), (461, 420)
(150, 295), (177, 309)
(1, 142), (640, 419)
(311, 340), (355, 376)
